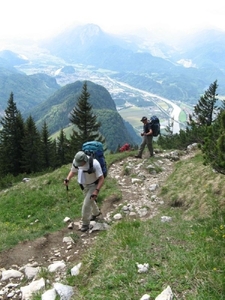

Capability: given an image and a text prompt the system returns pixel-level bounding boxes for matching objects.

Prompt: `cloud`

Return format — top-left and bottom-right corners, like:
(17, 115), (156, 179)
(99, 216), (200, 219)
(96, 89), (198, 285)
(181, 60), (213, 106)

(1, 0), (225, 41)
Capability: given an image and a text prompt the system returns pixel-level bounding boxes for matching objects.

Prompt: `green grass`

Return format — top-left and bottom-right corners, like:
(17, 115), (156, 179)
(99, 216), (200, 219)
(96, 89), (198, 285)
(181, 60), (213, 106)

(67, 214), (225, 299)
(0, 151), (134, 251)
(0, 150), (225, 299)
(67, 151), (225, 299)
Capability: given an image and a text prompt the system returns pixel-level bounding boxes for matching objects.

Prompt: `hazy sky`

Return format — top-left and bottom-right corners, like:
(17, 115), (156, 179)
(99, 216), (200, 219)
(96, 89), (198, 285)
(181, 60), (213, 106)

(1, 0), (225, 41)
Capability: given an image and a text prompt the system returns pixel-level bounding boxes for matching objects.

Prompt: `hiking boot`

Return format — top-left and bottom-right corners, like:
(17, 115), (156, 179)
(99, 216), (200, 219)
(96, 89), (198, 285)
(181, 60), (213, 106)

(90, 212), (101, 221)
(135, 155), (142, 158)
(80, 224), (89, 232)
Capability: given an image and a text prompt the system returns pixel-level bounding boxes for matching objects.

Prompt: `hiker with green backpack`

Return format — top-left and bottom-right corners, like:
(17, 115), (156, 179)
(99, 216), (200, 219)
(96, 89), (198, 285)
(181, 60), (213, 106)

(64, 150), (105, 232)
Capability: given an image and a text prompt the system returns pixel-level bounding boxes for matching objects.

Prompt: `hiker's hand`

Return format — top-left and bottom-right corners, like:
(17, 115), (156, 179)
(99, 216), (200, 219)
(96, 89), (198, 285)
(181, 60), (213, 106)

(64, 179), (69, 186)
(90, 194), (97, 200)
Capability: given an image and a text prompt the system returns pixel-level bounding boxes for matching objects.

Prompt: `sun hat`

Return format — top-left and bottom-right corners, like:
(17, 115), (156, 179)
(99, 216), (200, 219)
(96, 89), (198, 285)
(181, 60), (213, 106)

(140, 116), (147, 122)
(74, 151), (88, 167)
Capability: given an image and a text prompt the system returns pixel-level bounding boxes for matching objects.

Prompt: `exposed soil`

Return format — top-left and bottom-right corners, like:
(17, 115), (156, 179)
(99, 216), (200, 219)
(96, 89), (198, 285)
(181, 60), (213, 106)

(0, 194), (121, 270)
(0, 151), (195, 271)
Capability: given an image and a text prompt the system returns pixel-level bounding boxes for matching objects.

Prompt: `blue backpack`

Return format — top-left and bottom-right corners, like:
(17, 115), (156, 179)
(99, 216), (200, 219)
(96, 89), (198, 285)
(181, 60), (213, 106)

(150, 116), (160, 137)
(82, 141), (107, 178)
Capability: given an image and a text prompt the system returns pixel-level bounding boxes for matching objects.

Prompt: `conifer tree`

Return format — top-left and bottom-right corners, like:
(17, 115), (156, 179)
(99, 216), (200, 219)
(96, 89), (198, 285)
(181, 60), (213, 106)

(189, 80), (219, 126)
(55, 128), (71, 166)
(188, 80), (219, 144)
(0, 92), (25, 176)
(69, 81), (105, 152)
(202, 109), (225, 174)
(40, 121), (55, 169)
(21, 116), (41, 173)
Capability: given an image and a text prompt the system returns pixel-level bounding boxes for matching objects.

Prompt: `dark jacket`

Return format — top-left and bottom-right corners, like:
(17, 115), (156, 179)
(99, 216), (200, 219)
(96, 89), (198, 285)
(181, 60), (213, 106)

(143, 122), (152, 134)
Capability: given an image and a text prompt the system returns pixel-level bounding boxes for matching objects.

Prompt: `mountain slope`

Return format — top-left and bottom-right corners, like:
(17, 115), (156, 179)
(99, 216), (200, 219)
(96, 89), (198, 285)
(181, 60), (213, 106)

(0, 67), (60, 114)
(25, 80), (139, 151)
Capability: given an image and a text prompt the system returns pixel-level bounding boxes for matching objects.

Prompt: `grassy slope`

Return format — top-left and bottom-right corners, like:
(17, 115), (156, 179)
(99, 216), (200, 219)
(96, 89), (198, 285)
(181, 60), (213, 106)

(71, 152), (225, 300)
(0, 150), (224, 299)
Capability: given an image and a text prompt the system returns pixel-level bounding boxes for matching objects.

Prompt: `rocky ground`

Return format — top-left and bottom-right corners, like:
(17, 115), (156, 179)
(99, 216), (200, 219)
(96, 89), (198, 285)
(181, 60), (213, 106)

(0, 152), (174, 266)
(0, 149), (196, 299)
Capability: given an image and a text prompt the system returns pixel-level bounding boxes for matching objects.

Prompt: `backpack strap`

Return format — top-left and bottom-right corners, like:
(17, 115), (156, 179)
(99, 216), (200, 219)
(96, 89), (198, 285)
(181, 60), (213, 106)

(83, 154), (95, 174)
(73, 154), (96, 174)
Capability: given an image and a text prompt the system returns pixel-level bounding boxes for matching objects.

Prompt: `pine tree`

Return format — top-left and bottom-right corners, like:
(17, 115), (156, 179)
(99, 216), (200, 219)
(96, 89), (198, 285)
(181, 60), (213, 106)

(216, 111), (225, 172)
(202, 109), (225, 174)
(69, 81), (105, 152)
(189, 80), (219, 126)
(187, 80), (219, 144)
(21, 116), (41, 173)
(40, 121), (55, 169)
(55, 128), (71, 166)
(0, 93), (25, 176)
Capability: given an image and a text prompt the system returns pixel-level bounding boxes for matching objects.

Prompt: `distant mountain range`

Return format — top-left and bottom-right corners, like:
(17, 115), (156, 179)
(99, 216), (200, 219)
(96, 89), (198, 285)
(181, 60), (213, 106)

(0, 23), (225, 150)
(0, 50), (60, 114)
(41, 24), (225, 101)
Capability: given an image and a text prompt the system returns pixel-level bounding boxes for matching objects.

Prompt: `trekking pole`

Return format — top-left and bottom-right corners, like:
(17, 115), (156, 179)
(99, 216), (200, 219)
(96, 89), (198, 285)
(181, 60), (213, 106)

(64, 179), (69, 202)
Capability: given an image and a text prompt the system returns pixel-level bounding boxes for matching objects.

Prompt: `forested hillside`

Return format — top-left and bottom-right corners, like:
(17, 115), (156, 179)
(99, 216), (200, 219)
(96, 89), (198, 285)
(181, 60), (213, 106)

(0, 66), (60, 114)
(24, 80), (140, 151)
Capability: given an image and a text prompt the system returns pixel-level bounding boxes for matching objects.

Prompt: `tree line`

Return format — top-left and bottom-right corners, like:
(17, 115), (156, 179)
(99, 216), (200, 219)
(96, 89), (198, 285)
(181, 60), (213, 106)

(158, 80), (225, 174)
(1, 79), (225, 190)
(0, 82), (105, 187)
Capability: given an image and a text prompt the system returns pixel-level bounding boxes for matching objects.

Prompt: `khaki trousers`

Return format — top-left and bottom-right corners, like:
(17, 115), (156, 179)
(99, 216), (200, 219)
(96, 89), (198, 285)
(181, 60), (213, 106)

(82, 183), (100, 225)
(138, 135), (153, 157)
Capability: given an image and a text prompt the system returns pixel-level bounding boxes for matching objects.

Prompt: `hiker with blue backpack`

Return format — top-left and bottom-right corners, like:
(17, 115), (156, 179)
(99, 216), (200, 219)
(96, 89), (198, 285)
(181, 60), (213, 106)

(64, 150), (104, 232)
(135, 116), (160, 158)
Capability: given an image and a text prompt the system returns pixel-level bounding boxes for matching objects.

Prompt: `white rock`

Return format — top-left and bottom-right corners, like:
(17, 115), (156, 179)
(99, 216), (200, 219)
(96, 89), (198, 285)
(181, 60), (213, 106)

(187, 143), (198, 151)
(21, 278), (45, 300)
(155, 285), (173, 300)
(149, 184), (159, 191)
(136, 263), (149, 273)
(161, 216), (172, 222)
(24, 266), (40, 280)
(22, 178), (30, 183)
(63, 236), (74, 244)
(113, 213), (122, 220)
(71, 262), (82, 276)
(41, 288), (56, 300)
(129, 211), (136, 216)
(1, 269), (23, 281)
(48, 261), (66, 272)
(53, 282), (74, 300)
(132, 178), (142, 184)
(140, 294), (150, 300)
(138, 208), (148, 217)
(7, 291), (15, 298)
(122, 205), (129, 211)
(90, 222), (110, 231)
(63, 217), (71, 223)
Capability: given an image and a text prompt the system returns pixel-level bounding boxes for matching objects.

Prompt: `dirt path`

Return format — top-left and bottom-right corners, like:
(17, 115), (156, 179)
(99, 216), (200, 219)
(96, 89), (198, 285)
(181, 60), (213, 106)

(0, 151), (191, 270)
